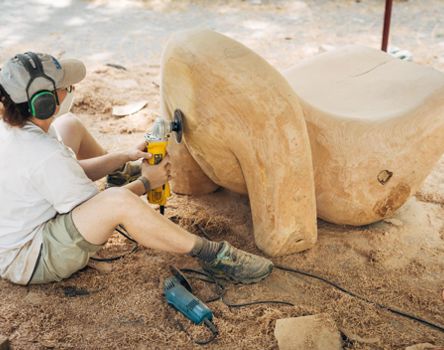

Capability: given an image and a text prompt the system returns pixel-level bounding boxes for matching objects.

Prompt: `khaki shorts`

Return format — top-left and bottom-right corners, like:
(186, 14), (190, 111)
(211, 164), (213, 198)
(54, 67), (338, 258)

(29, 212), (103, 284)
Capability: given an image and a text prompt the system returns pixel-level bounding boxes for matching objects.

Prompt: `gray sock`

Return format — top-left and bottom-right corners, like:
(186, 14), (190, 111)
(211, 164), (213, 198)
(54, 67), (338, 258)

(188, 237), (223, 263)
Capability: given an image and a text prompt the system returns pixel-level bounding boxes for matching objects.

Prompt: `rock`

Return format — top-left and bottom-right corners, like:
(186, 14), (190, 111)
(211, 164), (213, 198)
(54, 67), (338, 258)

(274, 314), (342, 350)
(0, 334), (10, 350)
(405, 343), (444, 350)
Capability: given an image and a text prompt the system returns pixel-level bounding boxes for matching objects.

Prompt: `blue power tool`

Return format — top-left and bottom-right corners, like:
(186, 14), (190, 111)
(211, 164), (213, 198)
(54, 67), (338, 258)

(164, 266), (218, 344)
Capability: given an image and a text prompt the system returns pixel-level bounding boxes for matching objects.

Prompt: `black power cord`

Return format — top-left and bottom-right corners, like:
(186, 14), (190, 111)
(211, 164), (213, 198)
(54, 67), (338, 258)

(273, 263), (444, 334)
(194, 225), (444, 335)
(88, 222), (444, 346)
(180, 268), (294, 308)
(167, 267), (292, 346)
(177, 264), (444, 347)
(90, 226), (138, 262)
(165, 303), (219, 346)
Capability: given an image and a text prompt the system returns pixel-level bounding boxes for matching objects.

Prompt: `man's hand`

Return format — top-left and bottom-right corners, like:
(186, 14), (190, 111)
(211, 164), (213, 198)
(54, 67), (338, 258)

(141, 155), (172, 189)
(126, 141), (152, 162)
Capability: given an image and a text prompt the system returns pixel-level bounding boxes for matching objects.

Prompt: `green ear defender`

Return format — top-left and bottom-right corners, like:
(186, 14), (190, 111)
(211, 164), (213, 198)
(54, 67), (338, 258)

(30, 90), (57, 119)
(15, 52), (59, 120)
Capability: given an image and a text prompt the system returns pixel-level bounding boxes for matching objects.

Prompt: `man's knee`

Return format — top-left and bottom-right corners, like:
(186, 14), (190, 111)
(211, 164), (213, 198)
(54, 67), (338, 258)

(100, 187), (145, 222)
(102, 187), (139, 207)
(54, 113), (84, 133)
(62, 113), (83, 127)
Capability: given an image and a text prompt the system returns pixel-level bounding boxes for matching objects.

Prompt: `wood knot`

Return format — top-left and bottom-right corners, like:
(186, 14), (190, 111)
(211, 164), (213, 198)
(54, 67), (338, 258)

(377, 170), (393, 185)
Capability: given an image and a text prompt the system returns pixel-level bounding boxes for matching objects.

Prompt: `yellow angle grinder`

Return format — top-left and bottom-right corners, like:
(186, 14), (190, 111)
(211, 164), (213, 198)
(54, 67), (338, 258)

(144, 109), (183, 215)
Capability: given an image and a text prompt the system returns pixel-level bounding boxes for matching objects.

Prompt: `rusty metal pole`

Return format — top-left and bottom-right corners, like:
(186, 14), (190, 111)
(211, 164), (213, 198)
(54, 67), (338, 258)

(381, 0), (393, 51)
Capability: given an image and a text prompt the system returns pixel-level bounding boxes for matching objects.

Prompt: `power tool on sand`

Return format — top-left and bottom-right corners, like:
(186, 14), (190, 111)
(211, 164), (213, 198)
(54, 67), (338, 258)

(164, 266), (218, 344)
(144, 110), (183, 215)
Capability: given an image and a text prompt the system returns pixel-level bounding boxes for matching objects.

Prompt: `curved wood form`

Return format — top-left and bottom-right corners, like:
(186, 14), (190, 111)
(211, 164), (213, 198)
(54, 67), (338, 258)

(166, 139), (220, 195)
(284, 46), (444, 225)
(161, 29), (317, 256)
(161, 91), (219, 195)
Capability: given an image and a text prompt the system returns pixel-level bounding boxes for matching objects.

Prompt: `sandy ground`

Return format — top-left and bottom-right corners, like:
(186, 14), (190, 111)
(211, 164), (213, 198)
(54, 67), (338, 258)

(0, 0), (444, 349)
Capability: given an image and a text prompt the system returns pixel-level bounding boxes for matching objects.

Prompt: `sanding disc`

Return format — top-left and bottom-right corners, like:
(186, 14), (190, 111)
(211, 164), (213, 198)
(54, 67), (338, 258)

(169, 265), (192, 292)
(172, 109), (184, 143)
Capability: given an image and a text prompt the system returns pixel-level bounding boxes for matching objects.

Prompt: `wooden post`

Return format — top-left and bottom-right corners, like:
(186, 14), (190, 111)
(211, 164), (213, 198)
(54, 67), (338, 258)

(381, 0), (393, 51)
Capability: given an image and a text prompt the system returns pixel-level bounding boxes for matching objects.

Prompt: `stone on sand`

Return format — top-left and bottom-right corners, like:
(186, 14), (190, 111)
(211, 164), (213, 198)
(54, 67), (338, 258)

(274, 314), (342, 350)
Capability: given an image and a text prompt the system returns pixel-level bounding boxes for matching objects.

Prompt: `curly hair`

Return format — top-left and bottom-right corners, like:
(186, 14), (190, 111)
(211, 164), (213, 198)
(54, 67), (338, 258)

(0, 85), (31, 127)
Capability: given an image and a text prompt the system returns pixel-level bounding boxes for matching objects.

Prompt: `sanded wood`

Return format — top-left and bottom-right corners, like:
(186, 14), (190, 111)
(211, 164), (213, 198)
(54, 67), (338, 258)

(161, 29), (317, 256)
(285, 45), (444, 225)
(161, 30), (444, 248)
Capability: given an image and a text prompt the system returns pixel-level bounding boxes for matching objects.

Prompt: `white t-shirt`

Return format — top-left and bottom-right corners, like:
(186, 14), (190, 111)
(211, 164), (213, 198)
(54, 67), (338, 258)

(0, 117), (98, 284)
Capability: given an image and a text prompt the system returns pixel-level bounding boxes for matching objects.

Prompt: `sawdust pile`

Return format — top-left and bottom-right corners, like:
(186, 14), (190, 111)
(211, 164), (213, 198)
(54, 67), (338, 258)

(1, 1), (444, 349)
(1, 164), (443, 349)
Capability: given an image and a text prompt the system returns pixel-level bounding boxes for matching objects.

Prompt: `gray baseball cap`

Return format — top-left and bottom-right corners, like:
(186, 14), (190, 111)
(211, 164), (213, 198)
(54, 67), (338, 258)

(0, 52), (86, 103)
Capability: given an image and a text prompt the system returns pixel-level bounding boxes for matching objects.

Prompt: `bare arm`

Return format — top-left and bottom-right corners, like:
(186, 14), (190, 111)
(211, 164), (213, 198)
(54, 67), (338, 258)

(123, 156), (171, 196)
(79, 141), (152, 181)
(124, 177), (146, 196)
(79, 152), (129, 181)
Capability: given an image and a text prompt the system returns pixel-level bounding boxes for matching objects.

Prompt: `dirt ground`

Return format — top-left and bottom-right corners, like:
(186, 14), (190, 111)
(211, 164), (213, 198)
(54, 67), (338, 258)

(0, 0), (443, 349)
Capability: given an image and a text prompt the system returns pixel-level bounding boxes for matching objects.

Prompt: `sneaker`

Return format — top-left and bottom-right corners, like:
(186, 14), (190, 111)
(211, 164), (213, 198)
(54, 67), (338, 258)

(106, 161), (141, 188)
(201, 241), (273, 284)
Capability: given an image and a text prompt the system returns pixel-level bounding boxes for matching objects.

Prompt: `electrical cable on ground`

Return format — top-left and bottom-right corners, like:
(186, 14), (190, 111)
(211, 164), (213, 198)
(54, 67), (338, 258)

(165, 302), (218, 345)
(273, 263), (444, 333)
(90, 225), (138, 262)
(195, 225), (444, 334)
(87, 221), (444, 344)
(180, 268), (295, 308)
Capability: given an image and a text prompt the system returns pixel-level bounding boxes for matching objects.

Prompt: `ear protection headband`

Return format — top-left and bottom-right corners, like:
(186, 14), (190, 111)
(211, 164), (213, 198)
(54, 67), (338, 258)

(16, 52), (59, 120)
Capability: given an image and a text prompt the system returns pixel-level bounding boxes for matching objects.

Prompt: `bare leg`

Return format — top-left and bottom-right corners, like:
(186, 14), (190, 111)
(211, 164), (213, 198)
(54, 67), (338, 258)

(72, 187), (196, 253)
(53, 113), (106, 160)
(72, 187), (274, 283)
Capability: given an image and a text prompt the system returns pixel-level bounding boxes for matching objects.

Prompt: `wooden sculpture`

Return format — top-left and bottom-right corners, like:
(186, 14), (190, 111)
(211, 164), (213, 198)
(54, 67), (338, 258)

(161, 30), (444, 254)
(161, 29), (318, 256)
(284, 46), (444, 225)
